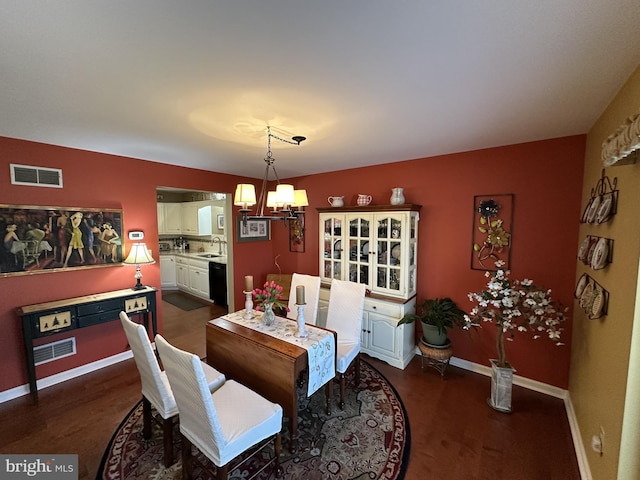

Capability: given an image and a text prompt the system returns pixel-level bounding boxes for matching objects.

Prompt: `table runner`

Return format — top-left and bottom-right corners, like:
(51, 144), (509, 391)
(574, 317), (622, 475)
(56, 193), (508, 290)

(218, 310), (335, 396)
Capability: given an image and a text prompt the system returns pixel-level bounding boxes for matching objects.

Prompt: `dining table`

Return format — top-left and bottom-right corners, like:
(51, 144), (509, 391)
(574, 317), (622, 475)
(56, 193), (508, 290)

(205, 309), (337, 451)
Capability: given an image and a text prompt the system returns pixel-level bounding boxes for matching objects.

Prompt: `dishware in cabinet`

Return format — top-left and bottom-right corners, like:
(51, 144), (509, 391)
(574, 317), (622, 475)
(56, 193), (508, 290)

(318, 205), (420, 300)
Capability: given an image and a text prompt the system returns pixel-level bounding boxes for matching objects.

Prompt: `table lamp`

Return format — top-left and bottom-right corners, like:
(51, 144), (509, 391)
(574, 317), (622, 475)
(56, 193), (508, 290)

(123, 242), (156, 290)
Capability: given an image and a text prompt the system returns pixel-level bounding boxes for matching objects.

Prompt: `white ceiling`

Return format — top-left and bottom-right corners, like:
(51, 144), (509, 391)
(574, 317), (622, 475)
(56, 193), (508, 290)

(1, 1), (639, 180)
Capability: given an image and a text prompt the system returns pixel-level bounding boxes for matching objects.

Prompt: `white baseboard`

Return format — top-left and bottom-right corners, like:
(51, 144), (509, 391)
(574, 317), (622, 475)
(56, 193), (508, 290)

(449, 356), (567, 398)
(0, 350), (133, 404)
(564, 392), (592, 480)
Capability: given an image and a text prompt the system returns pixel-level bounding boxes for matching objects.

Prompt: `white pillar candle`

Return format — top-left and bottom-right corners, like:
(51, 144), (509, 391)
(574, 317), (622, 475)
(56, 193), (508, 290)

(245, 275), (253, 292)
(296, 285), (305, 305)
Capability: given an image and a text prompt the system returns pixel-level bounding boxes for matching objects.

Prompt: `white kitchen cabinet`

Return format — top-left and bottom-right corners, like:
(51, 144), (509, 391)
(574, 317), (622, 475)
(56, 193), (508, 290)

(318, 205), (420, 300)
(174, 255), (210, 300)
(159, 255), (176, 288)
(187, 257), (210, 298)
(176, 256), (189, 290)
(181, 203), (199, 234)
(181, 201), (213, 236)
(317, 288), (416, 369)
(157, 202), (182, 234)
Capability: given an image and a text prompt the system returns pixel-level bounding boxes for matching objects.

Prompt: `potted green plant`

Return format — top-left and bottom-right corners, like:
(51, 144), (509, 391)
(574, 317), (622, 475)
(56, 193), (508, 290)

(398, 297), (467, 347)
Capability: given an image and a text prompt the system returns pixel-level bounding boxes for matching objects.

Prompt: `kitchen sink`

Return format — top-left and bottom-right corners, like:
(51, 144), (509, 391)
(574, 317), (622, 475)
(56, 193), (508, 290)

(197, 253), (221, 258)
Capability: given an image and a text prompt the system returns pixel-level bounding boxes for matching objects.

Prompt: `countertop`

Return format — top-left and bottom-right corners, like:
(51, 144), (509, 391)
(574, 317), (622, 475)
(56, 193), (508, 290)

(159, 250), (227, 264)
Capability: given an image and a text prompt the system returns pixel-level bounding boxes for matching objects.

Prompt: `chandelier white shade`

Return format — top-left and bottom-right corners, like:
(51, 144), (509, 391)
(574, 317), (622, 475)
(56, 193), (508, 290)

(293, 189), (309, 208)
(234, 184), (257, 209)
(235, 126), (308, 222)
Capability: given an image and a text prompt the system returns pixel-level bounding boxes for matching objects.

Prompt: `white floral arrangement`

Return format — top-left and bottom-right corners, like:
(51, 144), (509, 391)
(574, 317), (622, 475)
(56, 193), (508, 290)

(464, 260), (567, 368)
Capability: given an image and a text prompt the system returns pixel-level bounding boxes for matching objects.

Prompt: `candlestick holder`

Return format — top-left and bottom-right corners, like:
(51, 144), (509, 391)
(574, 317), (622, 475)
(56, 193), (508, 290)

(243, 291), (254, 319)
(295, 303), (308, 338)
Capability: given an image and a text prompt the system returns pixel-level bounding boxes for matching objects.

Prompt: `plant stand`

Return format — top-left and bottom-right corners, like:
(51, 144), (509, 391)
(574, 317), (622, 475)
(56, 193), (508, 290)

(418, 343), (453, 378)
(489, 359), (515, 412)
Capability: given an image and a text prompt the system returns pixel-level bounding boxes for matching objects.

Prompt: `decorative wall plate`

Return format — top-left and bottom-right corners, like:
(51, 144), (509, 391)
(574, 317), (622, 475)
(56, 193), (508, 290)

(580, 282), (595, 310)
(595, 193), (613, 224)
(575, 273), (588, 299)
(586, 195), (601, 223)
(591, 238), (609, 270)
(581, 197), (594, 223)
(590, 287), (605, 319)
(577, 237), (591, 263)
(586, 238), (599, 265)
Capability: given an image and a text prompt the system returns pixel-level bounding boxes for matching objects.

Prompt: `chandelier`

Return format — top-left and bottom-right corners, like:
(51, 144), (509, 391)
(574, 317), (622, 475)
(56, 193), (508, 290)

(234, 126), (308, 223)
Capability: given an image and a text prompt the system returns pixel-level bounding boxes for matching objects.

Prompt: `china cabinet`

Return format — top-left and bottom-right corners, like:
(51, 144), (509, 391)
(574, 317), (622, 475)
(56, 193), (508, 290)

(317, 205), (421, 369)
(318, 205), (420, 300)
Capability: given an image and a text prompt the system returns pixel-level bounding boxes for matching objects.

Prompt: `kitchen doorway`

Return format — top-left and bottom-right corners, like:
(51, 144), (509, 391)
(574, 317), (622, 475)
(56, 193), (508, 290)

(156, 187), (235, 312)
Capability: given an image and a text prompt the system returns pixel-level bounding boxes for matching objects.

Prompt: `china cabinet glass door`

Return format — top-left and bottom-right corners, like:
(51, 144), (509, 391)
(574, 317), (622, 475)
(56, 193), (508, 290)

(319, 208), (419, 300)
(321, 216), (343, 281)
(374, 213), (404, 295)
(346, 215), (371, 287)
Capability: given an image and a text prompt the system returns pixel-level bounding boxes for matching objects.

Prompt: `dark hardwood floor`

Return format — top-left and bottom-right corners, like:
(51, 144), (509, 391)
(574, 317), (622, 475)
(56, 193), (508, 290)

(0, 292), (581, 480)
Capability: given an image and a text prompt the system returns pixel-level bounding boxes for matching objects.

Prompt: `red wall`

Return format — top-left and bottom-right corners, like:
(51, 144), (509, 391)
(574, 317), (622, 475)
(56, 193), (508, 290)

(0, 134), (585, 394)
(0, 136), (266, 393)
(273, 136), (585, 388)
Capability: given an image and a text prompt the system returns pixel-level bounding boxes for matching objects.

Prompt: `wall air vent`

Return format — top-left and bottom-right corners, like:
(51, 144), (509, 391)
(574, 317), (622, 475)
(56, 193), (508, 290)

(10, 163), (63, 188)
(34, 338), (76, 365)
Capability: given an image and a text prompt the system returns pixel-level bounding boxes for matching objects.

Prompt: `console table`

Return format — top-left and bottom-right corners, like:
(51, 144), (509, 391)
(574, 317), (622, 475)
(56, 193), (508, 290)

(18, 286), (158, 402)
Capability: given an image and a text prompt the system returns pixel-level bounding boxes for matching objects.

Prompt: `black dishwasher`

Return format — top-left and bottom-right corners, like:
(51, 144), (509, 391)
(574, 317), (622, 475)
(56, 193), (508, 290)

(209, 262), (227, 306)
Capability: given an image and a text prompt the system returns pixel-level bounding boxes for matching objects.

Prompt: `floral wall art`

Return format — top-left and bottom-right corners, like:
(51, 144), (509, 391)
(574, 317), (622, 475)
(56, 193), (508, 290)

(471, 194), (513, 270)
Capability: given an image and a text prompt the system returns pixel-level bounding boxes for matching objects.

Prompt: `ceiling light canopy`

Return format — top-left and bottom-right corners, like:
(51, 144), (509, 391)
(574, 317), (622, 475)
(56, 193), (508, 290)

(234, 126), (308, 224)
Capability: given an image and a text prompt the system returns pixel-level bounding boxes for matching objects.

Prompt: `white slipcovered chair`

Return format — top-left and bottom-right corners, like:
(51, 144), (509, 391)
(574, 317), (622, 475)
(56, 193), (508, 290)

(119, 312), (225, 467)
(155, 334), (284, 480)
(286, 273), (322, 326)
(324, 279), (366, 410)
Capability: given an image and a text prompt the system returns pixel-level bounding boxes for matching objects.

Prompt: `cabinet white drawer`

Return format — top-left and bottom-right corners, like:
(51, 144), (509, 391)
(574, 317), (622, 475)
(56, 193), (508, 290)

(188, 258), (209, 269)
(176, 256), (189, 265)
(364, 298), (403, 318)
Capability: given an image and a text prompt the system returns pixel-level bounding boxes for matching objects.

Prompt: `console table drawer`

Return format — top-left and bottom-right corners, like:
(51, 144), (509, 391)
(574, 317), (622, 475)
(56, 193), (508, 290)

(33, 310), (76, 338)
(77, 308), (122, 328)
(77, 298), (123, 317)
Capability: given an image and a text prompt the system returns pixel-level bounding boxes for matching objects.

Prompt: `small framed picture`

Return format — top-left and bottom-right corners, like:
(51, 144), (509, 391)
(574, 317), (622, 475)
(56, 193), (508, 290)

(217, 214), (224, 230)
(236, 217), (271, 242)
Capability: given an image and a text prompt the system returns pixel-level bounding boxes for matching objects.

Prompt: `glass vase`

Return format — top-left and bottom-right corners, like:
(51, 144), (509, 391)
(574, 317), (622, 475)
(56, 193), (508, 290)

(263, 302), (275, 326)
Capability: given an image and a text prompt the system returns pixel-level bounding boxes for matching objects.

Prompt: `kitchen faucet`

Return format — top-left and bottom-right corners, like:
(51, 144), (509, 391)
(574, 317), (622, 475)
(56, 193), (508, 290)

(211, 237), (224, 255)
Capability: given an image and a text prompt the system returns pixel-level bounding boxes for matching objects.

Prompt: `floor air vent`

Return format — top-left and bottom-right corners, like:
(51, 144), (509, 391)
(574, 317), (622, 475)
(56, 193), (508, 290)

(34, 338), (76, 365)
(10, 163), (63, 188)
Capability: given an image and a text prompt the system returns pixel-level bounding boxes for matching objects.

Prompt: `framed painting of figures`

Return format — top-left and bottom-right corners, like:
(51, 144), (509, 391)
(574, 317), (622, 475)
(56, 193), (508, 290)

(0, 204), (124, 277)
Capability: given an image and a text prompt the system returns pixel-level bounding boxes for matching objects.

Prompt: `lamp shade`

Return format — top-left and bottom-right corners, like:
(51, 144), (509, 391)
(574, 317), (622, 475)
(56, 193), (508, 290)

(234, 184), (257, 207)
(123, 243), (155, 265)
(266, 190), (278, 208)
(293, 189), (309, 207)
(275, 184), (295, 204)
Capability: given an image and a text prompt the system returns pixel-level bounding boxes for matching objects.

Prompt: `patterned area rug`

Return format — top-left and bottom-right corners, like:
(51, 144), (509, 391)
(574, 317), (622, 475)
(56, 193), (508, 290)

(97, 360), (410, 479)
